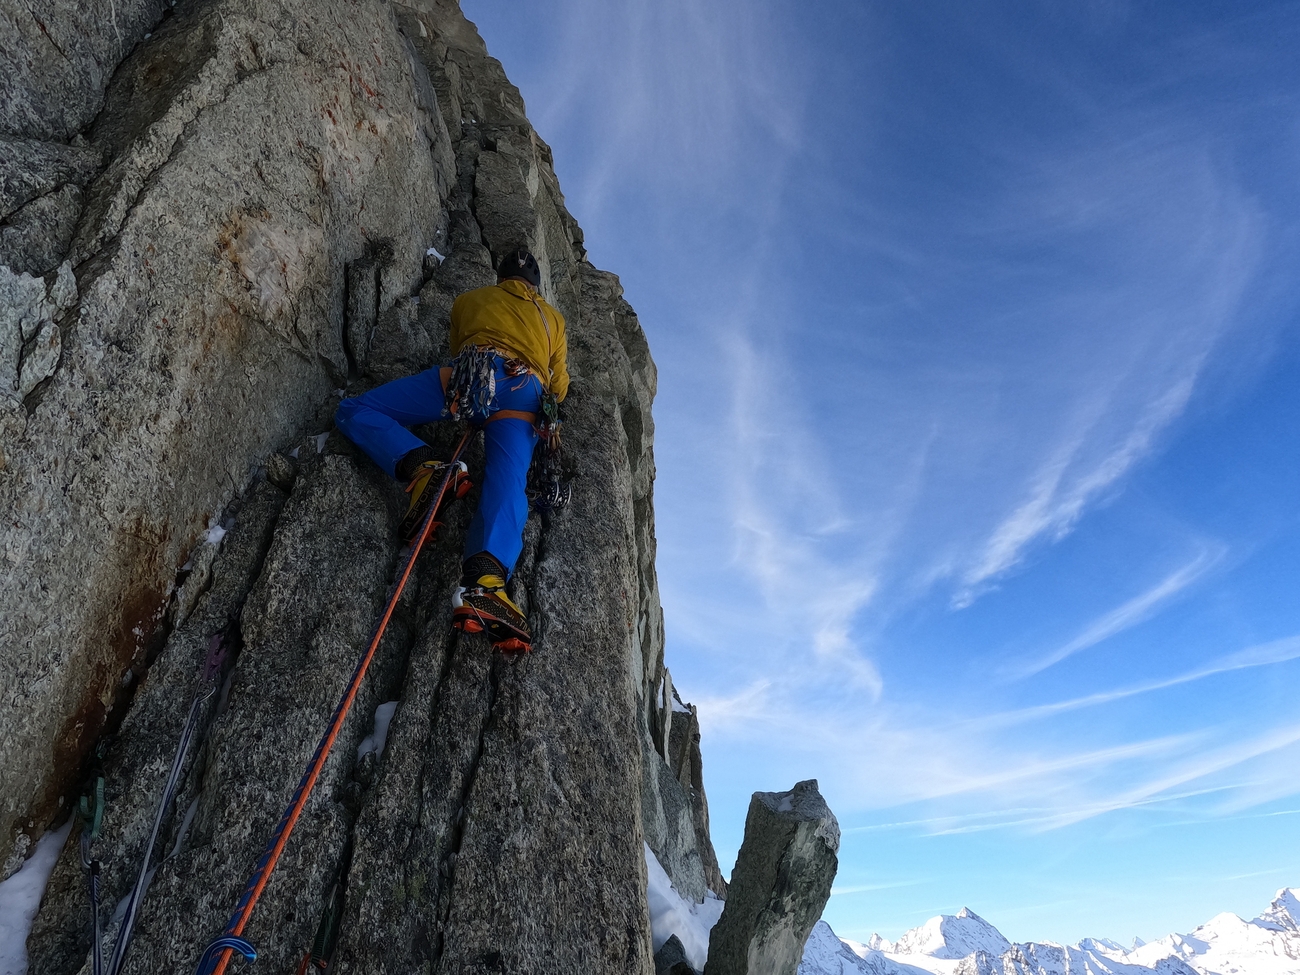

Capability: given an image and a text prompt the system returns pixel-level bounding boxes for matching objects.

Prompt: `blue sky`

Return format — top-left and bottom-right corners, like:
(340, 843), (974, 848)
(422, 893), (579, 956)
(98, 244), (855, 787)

(462, 0), (1300, 946)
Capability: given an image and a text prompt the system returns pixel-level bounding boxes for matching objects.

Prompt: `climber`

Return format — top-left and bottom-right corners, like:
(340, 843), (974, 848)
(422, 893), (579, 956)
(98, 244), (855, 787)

(334, 245), (568, 652)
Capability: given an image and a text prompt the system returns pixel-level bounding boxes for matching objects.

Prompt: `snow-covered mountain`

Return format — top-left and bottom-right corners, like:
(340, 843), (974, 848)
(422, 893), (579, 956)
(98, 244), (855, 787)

(879, 908), (1012, 960)
(1121, 889), (1300, 975)
(801, 888), (1300, 975)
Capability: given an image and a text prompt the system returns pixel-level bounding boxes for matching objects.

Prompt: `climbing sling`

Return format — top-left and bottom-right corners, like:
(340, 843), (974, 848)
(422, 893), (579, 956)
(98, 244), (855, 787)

(444, 345), (501, 423)
(77, 761), (104, 975)
(193, 428), (473, 975)
(78, 628), (232, 975)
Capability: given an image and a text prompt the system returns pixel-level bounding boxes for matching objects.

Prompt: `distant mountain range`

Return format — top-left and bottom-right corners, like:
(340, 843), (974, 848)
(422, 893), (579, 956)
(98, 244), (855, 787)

(801, 888), (1300, 975)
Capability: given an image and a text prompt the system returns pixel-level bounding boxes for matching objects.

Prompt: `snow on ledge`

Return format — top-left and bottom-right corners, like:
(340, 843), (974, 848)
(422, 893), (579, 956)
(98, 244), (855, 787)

(644, 842), (724, 972)
(357, 701), (400, 761)
(0, 820), (73, 975)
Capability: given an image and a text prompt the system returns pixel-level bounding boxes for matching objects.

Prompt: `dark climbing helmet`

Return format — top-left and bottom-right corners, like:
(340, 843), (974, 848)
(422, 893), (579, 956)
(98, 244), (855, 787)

(496, 245), (541, 289)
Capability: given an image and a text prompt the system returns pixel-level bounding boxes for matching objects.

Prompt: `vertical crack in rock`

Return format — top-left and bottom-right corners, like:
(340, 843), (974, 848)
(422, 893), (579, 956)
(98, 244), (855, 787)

(430, 653), (501, 968)
(1, 0), (448, 849)
(27, 477), (290, 974)
(12, 4), (727, 973)
(114, 451), (400, 973)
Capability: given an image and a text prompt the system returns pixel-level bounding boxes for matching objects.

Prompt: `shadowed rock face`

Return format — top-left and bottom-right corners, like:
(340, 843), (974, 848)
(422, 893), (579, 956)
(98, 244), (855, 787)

(656, 934), (699, 975)
(704, 780), (840, 975)
(0, 0), (171, 143)
(7, 0), (723, 970)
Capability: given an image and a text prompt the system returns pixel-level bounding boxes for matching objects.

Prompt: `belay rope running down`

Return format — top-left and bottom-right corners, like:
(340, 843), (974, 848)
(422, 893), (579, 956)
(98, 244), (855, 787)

(75, 371), (568, 970)
(192, 428), (473, 975)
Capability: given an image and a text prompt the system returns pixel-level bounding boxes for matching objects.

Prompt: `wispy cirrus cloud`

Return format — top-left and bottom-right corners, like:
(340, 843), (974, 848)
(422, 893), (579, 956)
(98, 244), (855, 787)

(519, 0), (806, 233)
(696, 669), (1203, 812)
(723, 332), (884, 695)
(694, 626), (1300, 838)
(832, 881), (924, 897)
(1003, 545), (1224, 679)
(1037, 722), (1300, 830)
(945, 131), (1264, 607)
(954, 378), (1203, 607)
(980, 634), (1300, 727)
(471, 0), (1300, 942)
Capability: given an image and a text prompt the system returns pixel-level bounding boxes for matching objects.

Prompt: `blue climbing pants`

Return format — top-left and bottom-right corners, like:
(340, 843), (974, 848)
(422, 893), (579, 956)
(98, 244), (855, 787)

(335, 358), (542, 574)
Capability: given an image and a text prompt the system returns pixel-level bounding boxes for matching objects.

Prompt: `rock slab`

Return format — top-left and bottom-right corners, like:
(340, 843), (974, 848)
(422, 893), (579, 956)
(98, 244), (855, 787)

(13, 1), (724, 971)
(705, 780), (840, 975)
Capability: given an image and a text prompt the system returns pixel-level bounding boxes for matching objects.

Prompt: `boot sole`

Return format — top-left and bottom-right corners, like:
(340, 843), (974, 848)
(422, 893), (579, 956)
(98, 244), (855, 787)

(452, 606), (531, 652)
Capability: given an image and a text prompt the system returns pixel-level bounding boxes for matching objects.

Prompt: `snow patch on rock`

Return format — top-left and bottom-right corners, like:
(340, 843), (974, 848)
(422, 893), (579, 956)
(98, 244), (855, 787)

(0, 821), (73, 975)
(357, 701), (400, 761)
(644, 841), (724, 973)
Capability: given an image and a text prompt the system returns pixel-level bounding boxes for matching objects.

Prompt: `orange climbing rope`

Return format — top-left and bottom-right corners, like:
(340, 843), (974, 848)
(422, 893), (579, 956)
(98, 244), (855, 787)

(193, 428), (473, 975)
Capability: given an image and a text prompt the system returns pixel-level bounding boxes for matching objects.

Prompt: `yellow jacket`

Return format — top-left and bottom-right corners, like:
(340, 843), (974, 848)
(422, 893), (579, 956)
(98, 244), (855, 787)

(450, 279), (569, 401)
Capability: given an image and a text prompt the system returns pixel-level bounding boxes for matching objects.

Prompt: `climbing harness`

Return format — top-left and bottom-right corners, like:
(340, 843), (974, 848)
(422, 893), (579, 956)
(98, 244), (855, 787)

(444, 346), (538, 425)
(194, 428), (474, 975)
(446, 287), (569, 511)
(442, 340), (569, 511)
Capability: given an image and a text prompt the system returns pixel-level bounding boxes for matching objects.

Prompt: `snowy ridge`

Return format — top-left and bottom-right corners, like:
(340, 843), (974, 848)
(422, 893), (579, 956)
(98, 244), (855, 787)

(801, 888), (1300, 975)
(883, 908), (1011, 960)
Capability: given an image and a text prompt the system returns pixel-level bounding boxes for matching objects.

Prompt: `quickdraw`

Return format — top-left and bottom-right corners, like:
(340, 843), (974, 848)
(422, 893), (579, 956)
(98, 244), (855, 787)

(294, 839), (350, 974)
(194, 428), (473, 975)
(444, 345), (497, 422)
(445, 345), (537, 426)
(77, 760), (105, 975)
(193, 938), (256, 973)
(79, 625), (234, 975)
(527, 391), (571, 512)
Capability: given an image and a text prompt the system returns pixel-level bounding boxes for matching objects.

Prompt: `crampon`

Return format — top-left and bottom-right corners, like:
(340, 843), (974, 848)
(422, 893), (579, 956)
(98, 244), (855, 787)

(399, 460), (471, 540)
(452, 578), (531, 653)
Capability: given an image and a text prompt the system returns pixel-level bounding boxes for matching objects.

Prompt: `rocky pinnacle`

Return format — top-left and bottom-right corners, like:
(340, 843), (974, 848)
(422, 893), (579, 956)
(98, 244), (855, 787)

(704, 779), (840, 975)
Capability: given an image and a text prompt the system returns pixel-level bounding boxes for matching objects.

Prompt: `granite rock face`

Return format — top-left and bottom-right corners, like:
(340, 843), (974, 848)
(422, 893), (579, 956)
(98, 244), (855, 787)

(0, 132), (96, 274)
(0, 0), (170, 142)
(1, 0), (450, 864)
(656, 934), (699, 975)
(705, 780), (840, 975)
(6, 0), (724, 970)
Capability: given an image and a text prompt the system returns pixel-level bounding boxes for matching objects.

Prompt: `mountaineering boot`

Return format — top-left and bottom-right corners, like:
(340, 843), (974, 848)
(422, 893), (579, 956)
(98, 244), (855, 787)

(397, 447), (470, 541)
(452, 551), (531, 652)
